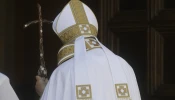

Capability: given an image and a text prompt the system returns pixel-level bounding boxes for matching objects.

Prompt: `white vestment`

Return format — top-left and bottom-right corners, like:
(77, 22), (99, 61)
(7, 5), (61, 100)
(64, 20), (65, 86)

(41, 0), (141, 100)
(0, 73), (19, 100)
(41, 37), (141, 100)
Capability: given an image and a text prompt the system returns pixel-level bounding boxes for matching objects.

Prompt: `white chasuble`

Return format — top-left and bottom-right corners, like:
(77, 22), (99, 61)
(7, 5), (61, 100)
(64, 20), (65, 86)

(41, 0), (141, 100)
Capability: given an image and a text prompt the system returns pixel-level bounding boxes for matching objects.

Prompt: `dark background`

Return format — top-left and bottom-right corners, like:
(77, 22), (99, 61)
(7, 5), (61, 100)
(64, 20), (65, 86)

(0, 0), (175, 100)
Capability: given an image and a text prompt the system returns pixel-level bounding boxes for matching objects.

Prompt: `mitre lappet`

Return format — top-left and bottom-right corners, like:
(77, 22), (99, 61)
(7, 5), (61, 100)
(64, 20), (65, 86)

(41, 0), (141, 100)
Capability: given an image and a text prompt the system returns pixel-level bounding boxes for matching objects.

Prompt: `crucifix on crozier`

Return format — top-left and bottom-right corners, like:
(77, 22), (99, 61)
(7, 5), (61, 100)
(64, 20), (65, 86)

(24, 3), (52, 79)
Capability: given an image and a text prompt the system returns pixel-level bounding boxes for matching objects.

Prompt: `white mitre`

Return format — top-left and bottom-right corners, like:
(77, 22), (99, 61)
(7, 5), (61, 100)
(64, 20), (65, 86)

(52, 0), (98, 44)
(52, 13), (60, 34)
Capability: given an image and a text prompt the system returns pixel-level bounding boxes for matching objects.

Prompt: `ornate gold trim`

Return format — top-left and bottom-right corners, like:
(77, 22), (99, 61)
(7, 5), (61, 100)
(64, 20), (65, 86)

(57, 37), (101, 65)
(56, 0), (98, 44)
(76, 85), (92, 100)
(115, 84), (131, 99)
(58, 54), (74, 65)
(58, 24), (97, 44)
(69, 0), (89, 24)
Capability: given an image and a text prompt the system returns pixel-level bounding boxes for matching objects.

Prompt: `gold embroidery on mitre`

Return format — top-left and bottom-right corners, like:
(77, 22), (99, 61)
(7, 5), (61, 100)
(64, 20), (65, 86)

(76, 85), (92, 100)
(69, 0), (89, 24)
(56, 0), (98, 44)
(115, 84), (132, 100)
(58, 24), (97, 44)
(57, 0), (98, 44)
(57, 0), (99, 64)
(57, 37), (101, 65)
